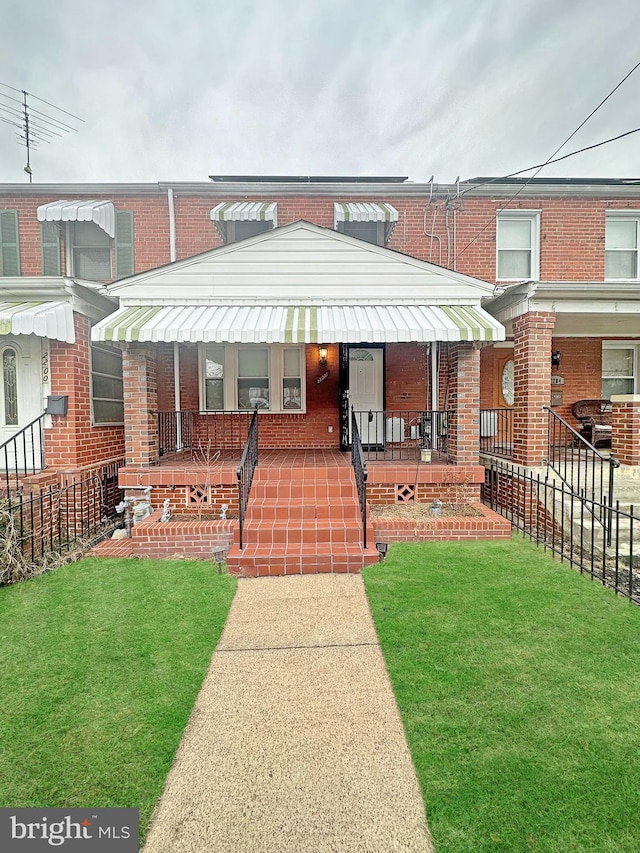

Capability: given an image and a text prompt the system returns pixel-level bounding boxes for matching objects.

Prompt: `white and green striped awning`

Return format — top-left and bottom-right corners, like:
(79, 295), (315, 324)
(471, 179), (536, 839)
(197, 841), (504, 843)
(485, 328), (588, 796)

(334, 202), (398, 223)
(0, 301), (76, 342)
(92, 304), (504, 344)
(210, 202), (278, 224)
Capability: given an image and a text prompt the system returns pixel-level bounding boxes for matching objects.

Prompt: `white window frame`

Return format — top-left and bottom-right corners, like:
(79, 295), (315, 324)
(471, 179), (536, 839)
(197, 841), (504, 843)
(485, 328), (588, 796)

(67, 222), (112, 281)
(602, 341), (639, 398)
(496, 209), (540, 282)
(90, 343), (124, 426)
(199, 344), (306, 413)
(604, 212), (640, 281)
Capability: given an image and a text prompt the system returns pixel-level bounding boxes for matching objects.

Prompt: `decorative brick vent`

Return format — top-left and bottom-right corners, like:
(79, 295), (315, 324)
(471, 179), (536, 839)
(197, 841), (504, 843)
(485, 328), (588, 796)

(187, 485), (211, 505)
(395, 484), (416, 503)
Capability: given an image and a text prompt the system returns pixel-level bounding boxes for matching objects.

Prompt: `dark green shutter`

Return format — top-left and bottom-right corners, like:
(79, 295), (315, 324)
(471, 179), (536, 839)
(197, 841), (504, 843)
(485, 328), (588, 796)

(40, 221), (61, 275)
(0, 210), (21, 276)
(115, 210), (134, 279)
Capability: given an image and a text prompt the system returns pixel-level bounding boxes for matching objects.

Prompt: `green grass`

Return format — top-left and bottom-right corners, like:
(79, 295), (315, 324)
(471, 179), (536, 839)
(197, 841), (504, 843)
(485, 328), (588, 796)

(363, 538), (640, 853)
(0, 557), (236, 842)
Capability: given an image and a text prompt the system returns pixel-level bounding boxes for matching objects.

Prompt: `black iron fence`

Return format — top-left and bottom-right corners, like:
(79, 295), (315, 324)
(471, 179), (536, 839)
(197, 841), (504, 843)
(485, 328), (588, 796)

(351, 410), (368, 548)
(479, 408), (513, 459)
(351, 409), (450, 461)
(236, 408), (259, 550)
(157, 410), (255, 461)
(482, 460), (639, 604)
(1, 465), (123, 584)
(544, 406), (619, 545)
(1, 414), (47, 495)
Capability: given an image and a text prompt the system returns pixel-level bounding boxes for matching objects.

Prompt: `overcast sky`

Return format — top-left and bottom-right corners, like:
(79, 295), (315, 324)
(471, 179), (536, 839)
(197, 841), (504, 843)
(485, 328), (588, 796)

(1, 0), (639, 185)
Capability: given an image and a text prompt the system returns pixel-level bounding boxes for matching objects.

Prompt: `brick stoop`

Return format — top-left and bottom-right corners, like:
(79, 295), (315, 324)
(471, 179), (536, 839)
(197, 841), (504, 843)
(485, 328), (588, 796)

(226, 464), (378, 576)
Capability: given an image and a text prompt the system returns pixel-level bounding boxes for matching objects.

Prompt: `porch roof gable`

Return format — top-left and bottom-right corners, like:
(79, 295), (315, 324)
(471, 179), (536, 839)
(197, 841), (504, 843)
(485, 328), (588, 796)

(92, 303), (504, 344)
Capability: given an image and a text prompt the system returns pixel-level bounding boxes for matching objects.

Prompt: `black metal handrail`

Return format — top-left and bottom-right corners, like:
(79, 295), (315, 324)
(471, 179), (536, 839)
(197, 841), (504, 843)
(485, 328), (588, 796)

(544, 406), (620, 545)
(351, 409), (368, 548)
(479, 408), (514, 459)
(351, 409), (450, 461)
(1, 414), (47, 496)
(236, 408), (259, 550)
(156, 410), (255, 461)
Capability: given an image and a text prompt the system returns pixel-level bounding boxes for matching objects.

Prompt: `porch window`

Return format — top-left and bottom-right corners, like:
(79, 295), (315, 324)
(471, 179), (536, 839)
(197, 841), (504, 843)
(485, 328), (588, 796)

(2, 347), (18, 426)
(496, 211), (540, 281)
(605, 217), (640, 279)
(91, 344), (124, 424)
(602, 343), (638, 397)
(200, 344), (305, 412)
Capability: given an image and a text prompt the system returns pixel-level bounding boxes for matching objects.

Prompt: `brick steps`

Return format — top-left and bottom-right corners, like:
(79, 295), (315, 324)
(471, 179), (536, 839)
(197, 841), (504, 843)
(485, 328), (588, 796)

(228, 463), (375, 576)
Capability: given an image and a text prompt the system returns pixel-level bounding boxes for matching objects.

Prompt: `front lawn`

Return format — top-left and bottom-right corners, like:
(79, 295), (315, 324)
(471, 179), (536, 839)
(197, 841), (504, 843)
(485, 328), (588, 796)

(363, 538), (640, 853)
(0, 557), (236, 842)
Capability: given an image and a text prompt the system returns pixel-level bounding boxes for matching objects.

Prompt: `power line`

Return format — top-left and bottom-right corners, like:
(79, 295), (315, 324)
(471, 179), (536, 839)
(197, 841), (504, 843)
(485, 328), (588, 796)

(453, 58), (640, 263)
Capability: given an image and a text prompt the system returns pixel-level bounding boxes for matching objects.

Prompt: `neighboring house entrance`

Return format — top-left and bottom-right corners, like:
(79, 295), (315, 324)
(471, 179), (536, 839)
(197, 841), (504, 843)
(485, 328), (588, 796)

(342, 345), (384, 448)
(0, 336), (44, 470)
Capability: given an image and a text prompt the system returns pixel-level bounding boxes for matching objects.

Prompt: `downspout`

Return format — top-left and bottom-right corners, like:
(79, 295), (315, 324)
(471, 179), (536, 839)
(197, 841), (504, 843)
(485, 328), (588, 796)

(431, 343), (439, 451)
(167, 187), (181, 448)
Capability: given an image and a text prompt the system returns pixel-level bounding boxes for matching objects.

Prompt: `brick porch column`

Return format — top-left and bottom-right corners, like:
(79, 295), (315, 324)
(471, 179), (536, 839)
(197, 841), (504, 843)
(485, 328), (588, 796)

(123, 344), (158, 466)
(611, 395), (640, 466)
(512, 311), (555, 466)
(447, 342), (480, 464)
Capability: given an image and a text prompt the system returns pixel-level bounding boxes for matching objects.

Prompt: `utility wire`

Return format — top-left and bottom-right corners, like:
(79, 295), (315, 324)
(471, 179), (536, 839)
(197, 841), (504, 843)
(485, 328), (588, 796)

(453, 58), (640, 263)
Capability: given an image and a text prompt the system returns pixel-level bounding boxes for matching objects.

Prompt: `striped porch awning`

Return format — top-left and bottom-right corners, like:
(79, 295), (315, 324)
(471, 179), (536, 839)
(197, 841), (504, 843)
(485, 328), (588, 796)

(36, 200), (116, 237)
(333, 202), (398, 224)
(92, 304), (504, 344)
(0, 301), (76, 342)
(210, 202), (278, 225)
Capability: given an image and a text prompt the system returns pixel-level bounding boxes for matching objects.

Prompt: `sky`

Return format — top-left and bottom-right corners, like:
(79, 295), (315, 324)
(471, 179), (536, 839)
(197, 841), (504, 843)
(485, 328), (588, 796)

(1, 0), (640, 185)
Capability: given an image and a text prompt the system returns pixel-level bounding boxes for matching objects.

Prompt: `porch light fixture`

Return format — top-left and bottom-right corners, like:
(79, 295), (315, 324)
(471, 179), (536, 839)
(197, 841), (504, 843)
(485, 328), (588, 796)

(551, 350), (562, 371)
(319, 347), (328, 366)
(375, 542), (388, 562)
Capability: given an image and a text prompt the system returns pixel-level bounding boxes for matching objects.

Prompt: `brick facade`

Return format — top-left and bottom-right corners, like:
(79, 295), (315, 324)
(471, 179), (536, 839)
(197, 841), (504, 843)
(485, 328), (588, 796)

(512, 312), (555, 466)
(611, 396), (640, 466)
(445, 343), (480, 465)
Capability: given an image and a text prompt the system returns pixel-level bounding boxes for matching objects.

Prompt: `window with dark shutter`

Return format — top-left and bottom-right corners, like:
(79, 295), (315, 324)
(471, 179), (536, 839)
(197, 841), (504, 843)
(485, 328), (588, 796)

(41, 221), (61, 275)
(0, 210), (21, 276)
(115, 210), (134, 278)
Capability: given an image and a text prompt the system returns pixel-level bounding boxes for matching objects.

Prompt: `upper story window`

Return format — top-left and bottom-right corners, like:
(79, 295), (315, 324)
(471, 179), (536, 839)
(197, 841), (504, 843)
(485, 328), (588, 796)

(37, 201), (134, 280)
(210, 202), (277, 244)
(496, 210), (540, 281)
(605, 215), (640, 280)
(0, 210), (21, 276)
(334, 202), (398, 246)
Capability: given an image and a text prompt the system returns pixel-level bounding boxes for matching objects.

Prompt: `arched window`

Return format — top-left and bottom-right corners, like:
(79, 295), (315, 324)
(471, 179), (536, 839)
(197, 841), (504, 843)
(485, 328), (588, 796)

(3, 348), (18, 425)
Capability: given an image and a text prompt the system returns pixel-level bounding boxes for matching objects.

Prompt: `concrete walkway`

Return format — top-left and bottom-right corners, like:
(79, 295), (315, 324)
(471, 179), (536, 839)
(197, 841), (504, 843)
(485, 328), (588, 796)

(142, 575), (434, 853)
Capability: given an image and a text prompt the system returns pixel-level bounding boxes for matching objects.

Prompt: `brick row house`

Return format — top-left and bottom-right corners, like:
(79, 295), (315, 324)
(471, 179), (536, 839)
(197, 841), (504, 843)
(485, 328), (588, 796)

(1, 176), (639, 570)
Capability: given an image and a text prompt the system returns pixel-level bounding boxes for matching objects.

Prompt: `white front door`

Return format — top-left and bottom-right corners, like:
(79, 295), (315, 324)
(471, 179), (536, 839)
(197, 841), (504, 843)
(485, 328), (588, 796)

(349, 347), (384, 446)
(1, 337), (45, 470)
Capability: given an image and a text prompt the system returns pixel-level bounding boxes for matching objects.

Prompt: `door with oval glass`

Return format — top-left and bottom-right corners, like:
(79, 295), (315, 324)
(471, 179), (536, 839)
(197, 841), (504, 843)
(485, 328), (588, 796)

(0, 336), (44, 471)
(348, 346), (384, 447)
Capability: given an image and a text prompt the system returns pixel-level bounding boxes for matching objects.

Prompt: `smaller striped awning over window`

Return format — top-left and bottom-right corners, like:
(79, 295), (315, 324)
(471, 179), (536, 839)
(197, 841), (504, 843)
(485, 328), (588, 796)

(334, 202), (398, 224)
(36, 200), (116, 238)
(210, 202), (278, 225)
(0, 301), (76, 342)
(92, 304), (504, 344)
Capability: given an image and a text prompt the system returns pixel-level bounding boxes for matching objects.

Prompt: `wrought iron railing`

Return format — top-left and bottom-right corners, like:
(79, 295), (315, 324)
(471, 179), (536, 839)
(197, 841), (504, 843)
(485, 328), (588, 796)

(351, 409), (450, 461)
(156, 410), (255, 461)
(1, 414), (47, 496)
(236, 408), (259, 550)
(482, 460), (638, 605)
(351, 410), (368, 548)
(544, 406), (619, 545)
(479, 408), (513, 459)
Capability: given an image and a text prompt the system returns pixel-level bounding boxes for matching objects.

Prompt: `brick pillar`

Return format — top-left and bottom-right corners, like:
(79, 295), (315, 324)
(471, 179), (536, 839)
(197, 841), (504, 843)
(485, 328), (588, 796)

(447, 342), (480, 464)
(123, 344), (158, 466)
(611, 395), (640, 465)
(512, 312), (555, 466)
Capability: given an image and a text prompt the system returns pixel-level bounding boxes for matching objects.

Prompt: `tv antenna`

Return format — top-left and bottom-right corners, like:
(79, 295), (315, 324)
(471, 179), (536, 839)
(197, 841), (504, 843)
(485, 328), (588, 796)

(0, 82), (84, 182)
